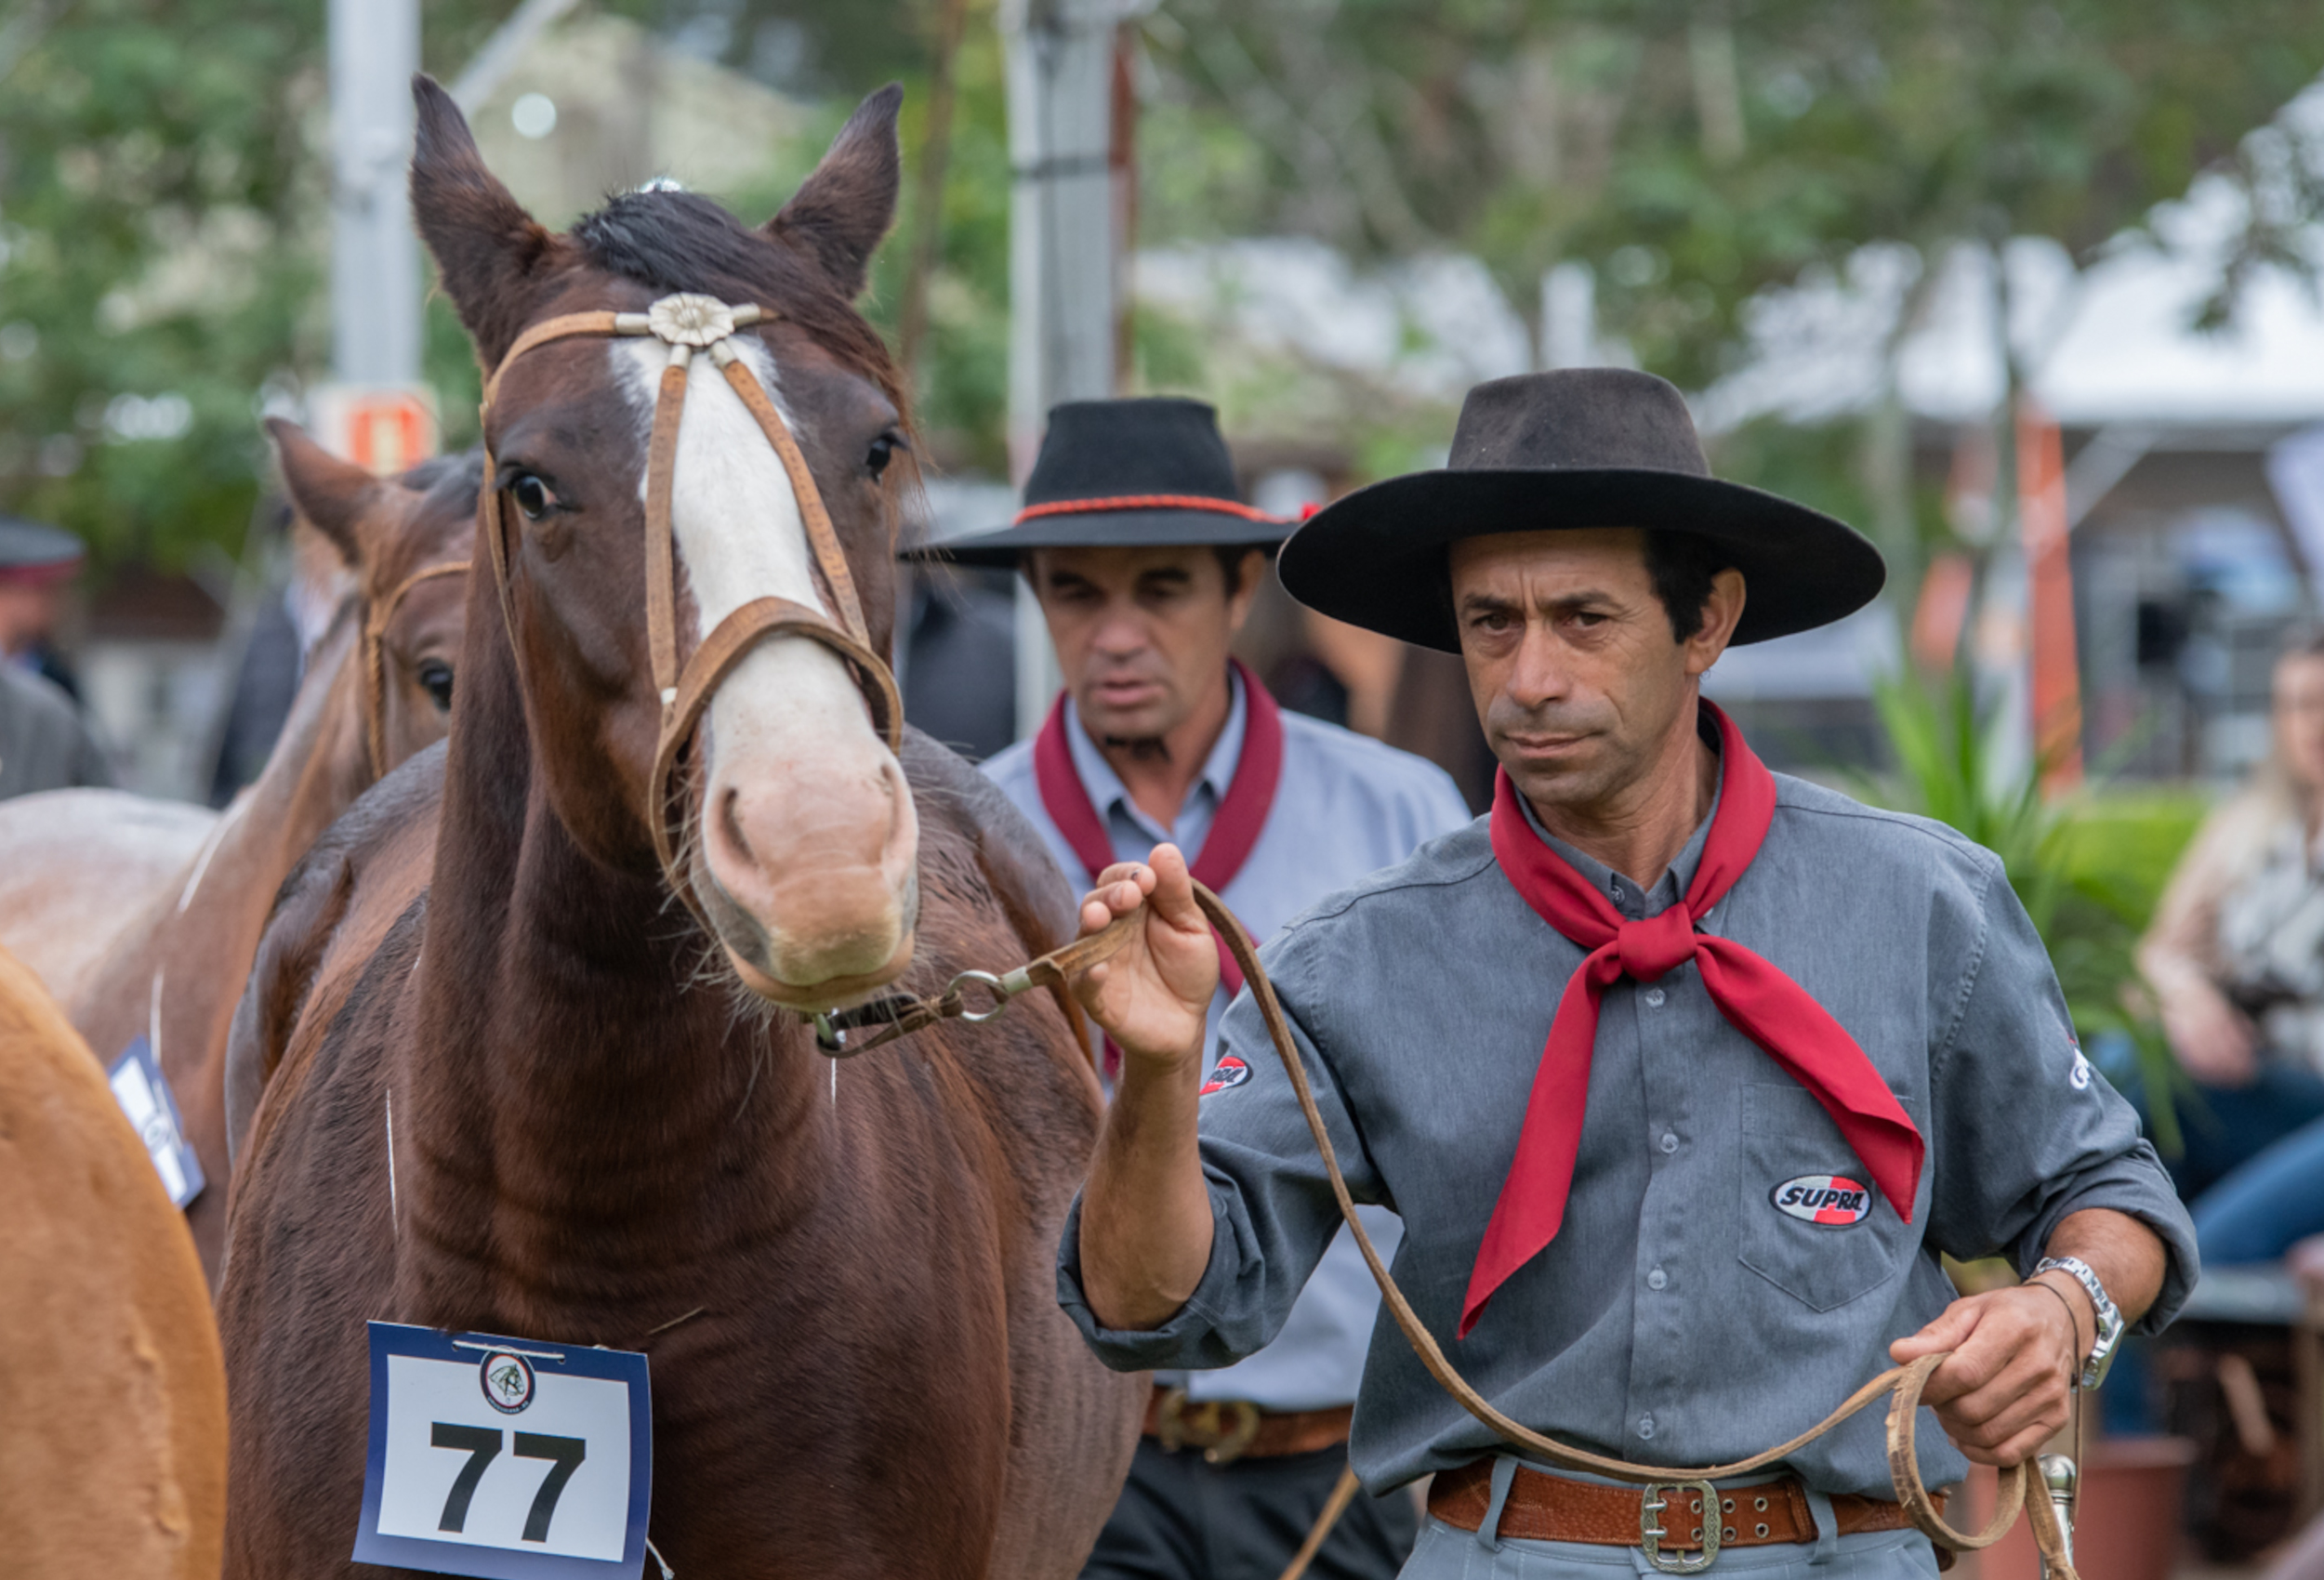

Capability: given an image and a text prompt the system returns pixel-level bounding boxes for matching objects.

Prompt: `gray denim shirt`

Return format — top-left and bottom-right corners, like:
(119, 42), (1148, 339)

(1056, 771), (2199, 1495)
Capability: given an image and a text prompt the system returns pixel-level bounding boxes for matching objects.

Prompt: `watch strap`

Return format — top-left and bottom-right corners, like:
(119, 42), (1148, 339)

(2033, 1255), (2122, 1389)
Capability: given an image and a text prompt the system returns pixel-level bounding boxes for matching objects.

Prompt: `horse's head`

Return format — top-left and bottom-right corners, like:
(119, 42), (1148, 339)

(270, 420), (477, 776)
(409, 76), (919, 1009)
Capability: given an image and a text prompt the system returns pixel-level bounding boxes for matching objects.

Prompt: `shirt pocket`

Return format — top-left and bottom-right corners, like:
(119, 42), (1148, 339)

(1736, 1081), (1909, 1313)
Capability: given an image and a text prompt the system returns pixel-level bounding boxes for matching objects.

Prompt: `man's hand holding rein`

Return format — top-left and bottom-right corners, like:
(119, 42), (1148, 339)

(1074, 843), (1221, 1332)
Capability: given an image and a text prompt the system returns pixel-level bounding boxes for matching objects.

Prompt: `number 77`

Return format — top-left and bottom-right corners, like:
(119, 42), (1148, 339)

(429, 1424), (586, 1542)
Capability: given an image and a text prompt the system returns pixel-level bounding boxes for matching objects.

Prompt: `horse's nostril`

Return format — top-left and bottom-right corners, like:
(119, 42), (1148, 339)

(719, 785), (753, 864)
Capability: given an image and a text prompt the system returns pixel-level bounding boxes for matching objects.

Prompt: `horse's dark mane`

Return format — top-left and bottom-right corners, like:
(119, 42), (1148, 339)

(573, 189), (905, 415)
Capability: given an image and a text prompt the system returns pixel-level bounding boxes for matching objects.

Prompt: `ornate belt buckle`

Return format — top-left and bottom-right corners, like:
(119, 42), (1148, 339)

(1641, 1480), (1722, 1574)
(1151, 1389), (1262, 1467)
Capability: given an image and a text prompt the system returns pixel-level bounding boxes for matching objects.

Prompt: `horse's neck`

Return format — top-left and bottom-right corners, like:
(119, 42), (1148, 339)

(396, 645), (823, 1312)
(160, 615), (367, 1015)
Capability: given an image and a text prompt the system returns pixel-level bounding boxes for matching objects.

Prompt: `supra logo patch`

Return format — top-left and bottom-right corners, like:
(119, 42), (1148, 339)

(1199, 1056), (1251, 1096)
(1770, 1175), (1874, 1227)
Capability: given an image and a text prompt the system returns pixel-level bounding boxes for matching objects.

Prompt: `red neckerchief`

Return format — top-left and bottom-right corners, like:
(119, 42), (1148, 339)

(1462, 702), (1924, 1336)
(1034, 659), (1285, 1074)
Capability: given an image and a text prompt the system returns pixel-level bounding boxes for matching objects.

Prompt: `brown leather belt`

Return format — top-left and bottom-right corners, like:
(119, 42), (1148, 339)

(1142, 1385), (1353, 1466)
(1429, 1459), (1942, 1552)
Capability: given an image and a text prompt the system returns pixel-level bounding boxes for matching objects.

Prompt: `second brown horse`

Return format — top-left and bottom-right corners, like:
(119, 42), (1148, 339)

(70, 429), (475, 1281)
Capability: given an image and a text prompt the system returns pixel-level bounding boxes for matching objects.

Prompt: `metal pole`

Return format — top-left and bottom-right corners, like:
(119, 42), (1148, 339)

(1001, 0), (1120, 737)
(328, 0), (422, 386)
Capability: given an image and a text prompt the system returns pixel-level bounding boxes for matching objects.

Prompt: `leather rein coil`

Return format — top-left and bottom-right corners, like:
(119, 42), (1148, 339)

(845, 880), (2082, 1580)
(474, 293), (904, 926)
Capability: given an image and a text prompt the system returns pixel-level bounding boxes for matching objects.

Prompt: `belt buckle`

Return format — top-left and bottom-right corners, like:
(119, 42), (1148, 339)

(1641, 1480), (1722, 1574)
(1152, 1389), (1262, 1467)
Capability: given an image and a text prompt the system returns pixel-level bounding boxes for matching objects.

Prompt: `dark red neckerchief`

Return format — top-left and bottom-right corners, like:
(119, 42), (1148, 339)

(1035, 659), (1284, 1073)
(1461, 702), (1924, 1337)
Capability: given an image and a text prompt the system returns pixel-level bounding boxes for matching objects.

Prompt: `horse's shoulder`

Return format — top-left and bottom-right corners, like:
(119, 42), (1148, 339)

(224, 745), (443, 1166)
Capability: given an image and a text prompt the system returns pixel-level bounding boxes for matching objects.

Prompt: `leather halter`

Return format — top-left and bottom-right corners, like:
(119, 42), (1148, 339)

(361, 560), (471, 781)
(475, 293), (904, 921)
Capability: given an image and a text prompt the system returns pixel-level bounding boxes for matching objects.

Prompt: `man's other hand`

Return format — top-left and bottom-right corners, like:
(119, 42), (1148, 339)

(1888, 1284), (2081, 1466)
(1073, 843), (1218, 1073)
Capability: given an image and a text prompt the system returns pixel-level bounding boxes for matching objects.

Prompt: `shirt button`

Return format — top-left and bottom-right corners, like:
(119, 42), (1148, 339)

(1647, 1267), (1669, 1290)
(1637, 1415), (1657, 1440)
(1659, 1131), (1679, 1154)
(1644, 987), (1667, 1007)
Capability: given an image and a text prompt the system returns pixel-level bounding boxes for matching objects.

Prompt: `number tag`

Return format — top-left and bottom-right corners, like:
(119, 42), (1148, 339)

(353, 1323), (652, 1580)
(107, 1035), (204, 1208)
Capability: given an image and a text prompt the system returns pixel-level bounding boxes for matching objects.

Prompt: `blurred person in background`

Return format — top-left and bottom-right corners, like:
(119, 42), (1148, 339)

(2138, 630), (2324, 1204)
(0, 515), (87, 698)
(0, 516), (110, 797)
(917, 397), (1471, 1580)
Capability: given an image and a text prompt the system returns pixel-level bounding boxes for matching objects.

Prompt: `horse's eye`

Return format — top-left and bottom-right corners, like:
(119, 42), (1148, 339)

(509, 474), (556, 520)
(417, 659), (455, 713)
(866, 431), (905, 481)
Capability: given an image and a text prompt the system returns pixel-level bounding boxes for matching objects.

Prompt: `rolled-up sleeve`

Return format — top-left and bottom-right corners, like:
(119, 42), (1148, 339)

(1924, 849), (2199, 1333)
(1057, 926), (1387, 1371)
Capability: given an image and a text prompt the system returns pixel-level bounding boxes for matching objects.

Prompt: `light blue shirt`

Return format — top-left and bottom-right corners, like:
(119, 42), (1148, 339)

(984, 669), (1473, 1410)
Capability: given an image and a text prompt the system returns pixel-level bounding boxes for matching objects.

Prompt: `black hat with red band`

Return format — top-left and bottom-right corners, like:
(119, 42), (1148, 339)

(904, 397), (1292, 568)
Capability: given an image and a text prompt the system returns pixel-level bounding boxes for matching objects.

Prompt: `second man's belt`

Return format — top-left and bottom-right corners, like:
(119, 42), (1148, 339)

(1430, 1459), (1940, 1571)
(1142, 1385), (1353, 1466)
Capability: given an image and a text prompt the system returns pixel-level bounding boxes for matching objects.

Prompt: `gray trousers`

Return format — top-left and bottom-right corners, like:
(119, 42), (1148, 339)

(1398, 1459), (1941, 1580)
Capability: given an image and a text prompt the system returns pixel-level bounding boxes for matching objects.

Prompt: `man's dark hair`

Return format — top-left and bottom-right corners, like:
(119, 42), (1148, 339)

(1215, 543), (1272, 597)
(1644, 531), (1732, 642)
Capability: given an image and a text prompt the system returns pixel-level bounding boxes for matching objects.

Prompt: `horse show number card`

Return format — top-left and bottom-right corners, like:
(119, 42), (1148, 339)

(107, 1035), (205, 1209)
(354, 1323), (652, 1580)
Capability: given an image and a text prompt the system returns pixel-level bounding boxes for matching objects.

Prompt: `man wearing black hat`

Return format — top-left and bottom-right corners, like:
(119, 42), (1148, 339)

(1050, 371), (2196, 1579)
(917, 397), (1471, 1580)
(0, 515), (111, 797)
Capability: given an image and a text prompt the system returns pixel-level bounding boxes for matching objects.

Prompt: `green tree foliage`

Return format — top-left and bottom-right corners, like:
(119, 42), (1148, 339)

(0, 0), (654, 570)
(1140, 2), (2324, 378)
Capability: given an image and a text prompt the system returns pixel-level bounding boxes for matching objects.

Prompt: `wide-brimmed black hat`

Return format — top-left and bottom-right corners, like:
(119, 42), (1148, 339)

(905, 397), (1291, 568)
(1277, 369), (1884, 652)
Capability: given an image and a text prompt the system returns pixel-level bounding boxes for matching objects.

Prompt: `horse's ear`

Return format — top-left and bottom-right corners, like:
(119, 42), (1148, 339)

(409, 73), (563, 368)
(765, 84), (902, 299)
(267, 417), (381, 571)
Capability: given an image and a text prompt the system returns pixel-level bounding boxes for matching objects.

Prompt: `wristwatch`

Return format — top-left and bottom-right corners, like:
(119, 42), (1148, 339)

(2033, 1256), (2123, 1389)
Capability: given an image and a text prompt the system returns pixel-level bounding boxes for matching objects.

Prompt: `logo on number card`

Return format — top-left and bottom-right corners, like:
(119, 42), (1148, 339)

(1769, 1174), (1874, 1227)
(1199, 1055), (1251, 1096)
(480, 1351), (536, 1414)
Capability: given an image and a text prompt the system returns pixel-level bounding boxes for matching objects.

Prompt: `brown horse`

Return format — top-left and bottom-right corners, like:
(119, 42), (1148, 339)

(67, 428), (476, 1284)
(216, 79), (1142, 1577)
(0, 434), (470, 1023)
(0, 792), (216, 1003)
(0, 941), (227, 1578)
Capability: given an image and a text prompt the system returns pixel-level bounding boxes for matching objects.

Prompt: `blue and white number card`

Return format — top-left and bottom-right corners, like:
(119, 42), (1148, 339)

(353, 1323), (652, 1580)
(107, 1035), (204, 1208)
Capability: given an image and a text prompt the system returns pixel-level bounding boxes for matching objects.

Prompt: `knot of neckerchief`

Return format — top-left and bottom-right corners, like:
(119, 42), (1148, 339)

(1461, 701), (1925, 1337)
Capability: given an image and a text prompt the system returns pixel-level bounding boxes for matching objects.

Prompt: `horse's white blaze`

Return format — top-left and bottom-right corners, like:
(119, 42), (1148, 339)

(612, 337), (915, 991)
(614, 337), (851, 700)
